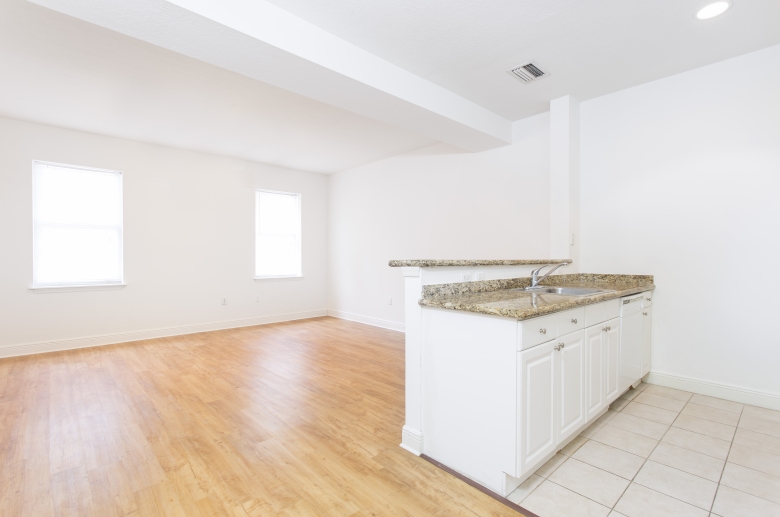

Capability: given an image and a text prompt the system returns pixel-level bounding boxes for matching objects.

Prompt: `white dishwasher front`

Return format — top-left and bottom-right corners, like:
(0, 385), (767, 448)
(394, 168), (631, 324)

(619, 294), (644, 392)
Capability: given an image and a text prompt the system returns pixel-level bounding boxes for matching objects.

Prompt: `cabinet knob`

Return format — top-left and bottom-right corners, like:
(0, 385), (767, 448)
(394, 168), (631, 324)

(643, 312), (648, 316)
(539, 328), (547, 334)
(571, 318), (578, 324)
(647, 297), (652, 301)
(554, 343), (565, 351)
(602, 327), (607, 332)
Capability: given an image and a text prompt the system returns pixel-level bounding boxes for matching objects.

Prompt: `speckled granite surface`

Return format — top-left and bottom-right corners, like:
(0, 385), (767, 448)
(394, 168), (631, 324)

(388, 259), (572, 267)
(420, 274), (654, 320)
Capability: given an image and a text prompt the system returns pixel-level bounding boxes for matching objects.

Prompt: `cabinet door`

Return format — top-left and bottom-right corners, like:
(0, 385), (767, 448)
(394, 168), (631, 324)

(642, 306), (653, 376)
(518, 341), (557, 473)
(557, 330), (586, 443)
(585, 326), (605, 420)
(604, 318), (620, 403)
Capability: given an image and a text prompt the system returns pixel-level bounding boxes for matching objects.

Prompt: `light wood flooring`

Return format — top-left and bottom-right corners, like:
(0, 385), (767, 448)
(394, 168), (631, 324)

(0, 316), (522, 517)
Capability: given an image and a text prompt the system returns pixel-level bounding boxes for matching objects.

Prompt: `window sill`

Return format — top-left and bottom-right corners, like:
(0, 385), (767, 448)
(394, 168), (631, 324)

(254, 275), (303, 282)
(30, 284), (127, 293)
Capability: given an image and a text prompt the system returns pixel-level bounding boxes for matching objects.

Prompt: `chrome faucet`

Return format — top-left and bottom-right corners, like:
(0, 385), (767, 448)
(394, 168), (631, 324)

(527, 263), (568, 289)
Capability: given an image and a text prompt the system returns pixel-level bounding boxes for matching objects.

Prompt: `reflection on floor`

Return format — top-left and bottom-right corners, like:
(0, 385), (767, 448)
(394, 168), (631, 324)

(508, 382), (780, 517)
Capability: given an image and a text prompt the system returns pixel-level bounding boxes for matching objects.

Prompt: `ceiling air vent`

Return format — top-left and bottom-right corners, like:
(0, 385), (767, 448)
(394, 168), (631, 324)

(507, 62), (548, 84)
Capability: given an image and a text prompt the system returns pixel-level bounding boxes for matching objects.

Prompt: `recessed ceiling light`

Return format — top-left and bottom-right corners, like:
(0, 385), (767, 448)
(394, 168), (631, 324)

(696, 1), (732, 20)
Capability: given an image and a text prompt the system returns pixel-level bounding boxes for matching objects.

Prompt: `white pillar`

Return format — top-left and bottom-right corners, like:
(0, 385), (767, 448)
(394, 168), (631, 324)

(400, 267), (423, 455)
(550, 95), (580, 270)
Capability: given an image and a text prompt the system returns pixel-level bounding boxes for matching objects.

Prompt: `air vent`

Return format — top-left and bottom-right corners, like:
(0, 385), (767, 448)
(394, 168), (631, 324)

(507, 62), (548, 84)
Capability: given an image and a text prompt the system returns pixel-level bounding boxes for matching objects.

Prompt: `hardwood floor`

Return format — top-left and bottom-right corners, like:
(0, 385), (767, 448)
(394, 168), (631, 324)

(0, 317), (522, 516)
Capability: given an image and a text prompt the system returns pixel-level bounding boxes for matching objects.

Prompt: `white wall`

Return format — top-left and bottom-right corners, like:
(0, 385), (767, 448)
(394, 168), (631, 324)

(580, 44), (780, 400)
(0, 116), (328, 355)
(328, 113), (551, 329)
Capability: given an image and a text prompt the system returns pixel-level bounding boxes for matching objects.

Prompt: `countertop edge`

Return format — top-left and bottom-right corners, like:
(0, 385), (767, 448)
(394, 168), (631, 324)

(389, 259), (573, 267)
(419, 284), (655, 320)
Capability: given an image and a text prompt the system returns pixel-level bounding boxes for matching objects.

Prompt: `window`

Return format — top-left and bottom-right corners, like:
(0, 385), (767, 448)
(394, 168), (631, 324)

(255, 190), (301, 278)
(32, 161), (123, 288)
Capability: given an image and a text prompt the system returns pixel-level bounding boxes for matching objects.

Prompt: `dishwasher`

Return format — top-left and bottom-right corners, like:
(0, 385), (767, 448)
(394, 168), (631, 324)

(619, 293), (644, 393)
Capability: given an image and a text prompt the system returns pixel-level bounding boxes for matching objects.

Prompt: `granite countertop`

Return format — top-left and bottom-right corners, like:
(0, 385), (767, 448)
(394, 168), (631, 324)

(388, 259), (572, 267)
(419, 274), (654, 320)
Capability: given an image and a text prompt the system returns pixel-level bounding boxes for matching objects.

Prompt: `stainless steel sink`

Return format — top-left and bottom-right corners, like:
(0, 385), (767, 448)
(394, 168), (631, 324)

(523, 286), (613, 296)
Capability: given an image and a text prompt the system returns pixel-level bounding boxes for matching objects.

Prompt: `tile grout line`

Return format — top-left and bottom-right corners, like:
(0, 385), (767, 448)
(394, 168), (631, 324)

(643, 392), (780, 512)
(620, 389), (780, 514)
(514, 406), (623, 508)
(711, 404), (780, 512)
(611, 387), (753, 513)
(601, 409), (729, 460)
(560, 385), (680, 511)
(542, 478), (616, 512)
(707, 401), (743, 515)
(515, 387), (780, 513)
(606, 389), (684, 512)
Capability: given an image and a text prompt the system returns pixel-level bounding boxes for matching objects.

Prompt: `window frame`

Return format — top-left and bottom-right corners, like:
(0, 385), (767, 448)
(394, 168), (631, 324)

(254, 189), (303, 280)
(31, 160), (125, 290)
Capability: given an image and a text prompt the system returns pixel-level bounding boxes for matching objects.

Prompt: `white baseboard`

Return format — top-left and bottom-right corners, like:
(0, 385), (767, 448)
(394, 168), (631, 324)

(645, 371), (780, 411)
(327, 309), (404, 332)
(400, 425), (423, 456)
(0, 309), (328, 359)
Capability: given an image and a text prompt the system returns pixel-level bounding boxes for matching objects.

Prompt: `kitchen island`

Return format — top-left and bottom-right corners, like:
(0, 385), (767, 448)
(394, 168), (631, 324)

(390, 260), (654, 497)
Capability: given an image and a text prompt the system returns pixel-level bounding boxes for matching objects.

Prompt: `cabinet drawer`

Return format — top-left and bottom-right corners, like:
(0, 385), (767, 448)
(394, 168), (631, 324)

(519, 314), (557, 350)
(642, 291), (653, 308)
(604, 299), (620, 320)
(584, 302), (605, 327)
(558, 307), (586, 334)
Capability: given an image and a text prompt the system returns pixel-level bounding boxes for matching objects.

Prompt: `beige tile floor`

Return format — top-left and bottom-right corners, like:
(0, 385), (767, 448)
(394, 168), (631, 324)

(508, 383), (780, 517)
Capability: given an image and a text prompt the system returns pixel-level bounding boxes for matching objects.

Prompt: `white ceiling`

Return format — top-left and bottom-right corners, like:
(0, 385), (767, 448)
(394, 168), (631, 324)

(0, 0), (435, 173)
(264, 0), (780, 120)
(9, 0), (780, 169)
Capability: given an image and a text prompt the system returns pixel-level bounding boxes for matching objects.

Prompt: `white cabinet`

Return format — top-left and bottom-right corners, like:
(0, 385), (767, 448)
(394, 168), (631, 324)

(520, 313), (558, 350)
(558, 307), (586, 335)
(642, 305), (652, 376)
(585, 326), (606, 420)
(518, 329), (585, 473)
(518, 341), (557, 473)
(604, 317), (621, 403)
(417, 291), (654, 495)
(585, 316), (621, 418)
(557, 330), (586, 442)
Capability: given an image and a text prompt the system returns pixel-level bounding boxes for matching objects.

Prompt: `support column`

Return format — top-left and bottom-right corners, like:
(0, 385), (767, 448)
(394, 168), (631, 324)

(550, 95), (580, 270)
(400, 267), (423, 455)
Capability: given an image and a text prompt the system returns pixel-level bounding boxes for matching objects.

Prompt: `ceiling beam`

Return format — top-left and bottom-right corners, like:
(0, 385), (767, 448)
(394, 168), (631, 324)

(27, 0), (514, 151)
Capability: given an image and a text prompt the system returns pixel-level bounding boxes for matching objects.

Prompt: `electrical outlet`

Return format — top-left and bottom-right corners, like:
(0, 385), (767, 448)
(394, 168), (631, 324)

(221, 298), (227, 305)
(461, 273), (472, 282)
(388, 297), (393, 305)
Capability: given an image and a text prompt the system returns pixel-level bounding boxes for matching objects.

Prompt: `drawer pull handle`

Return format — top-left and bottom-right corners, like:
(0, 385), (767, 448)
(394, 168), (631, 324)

(539, 328), (547, 334)
(571, 318), (578, 324)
